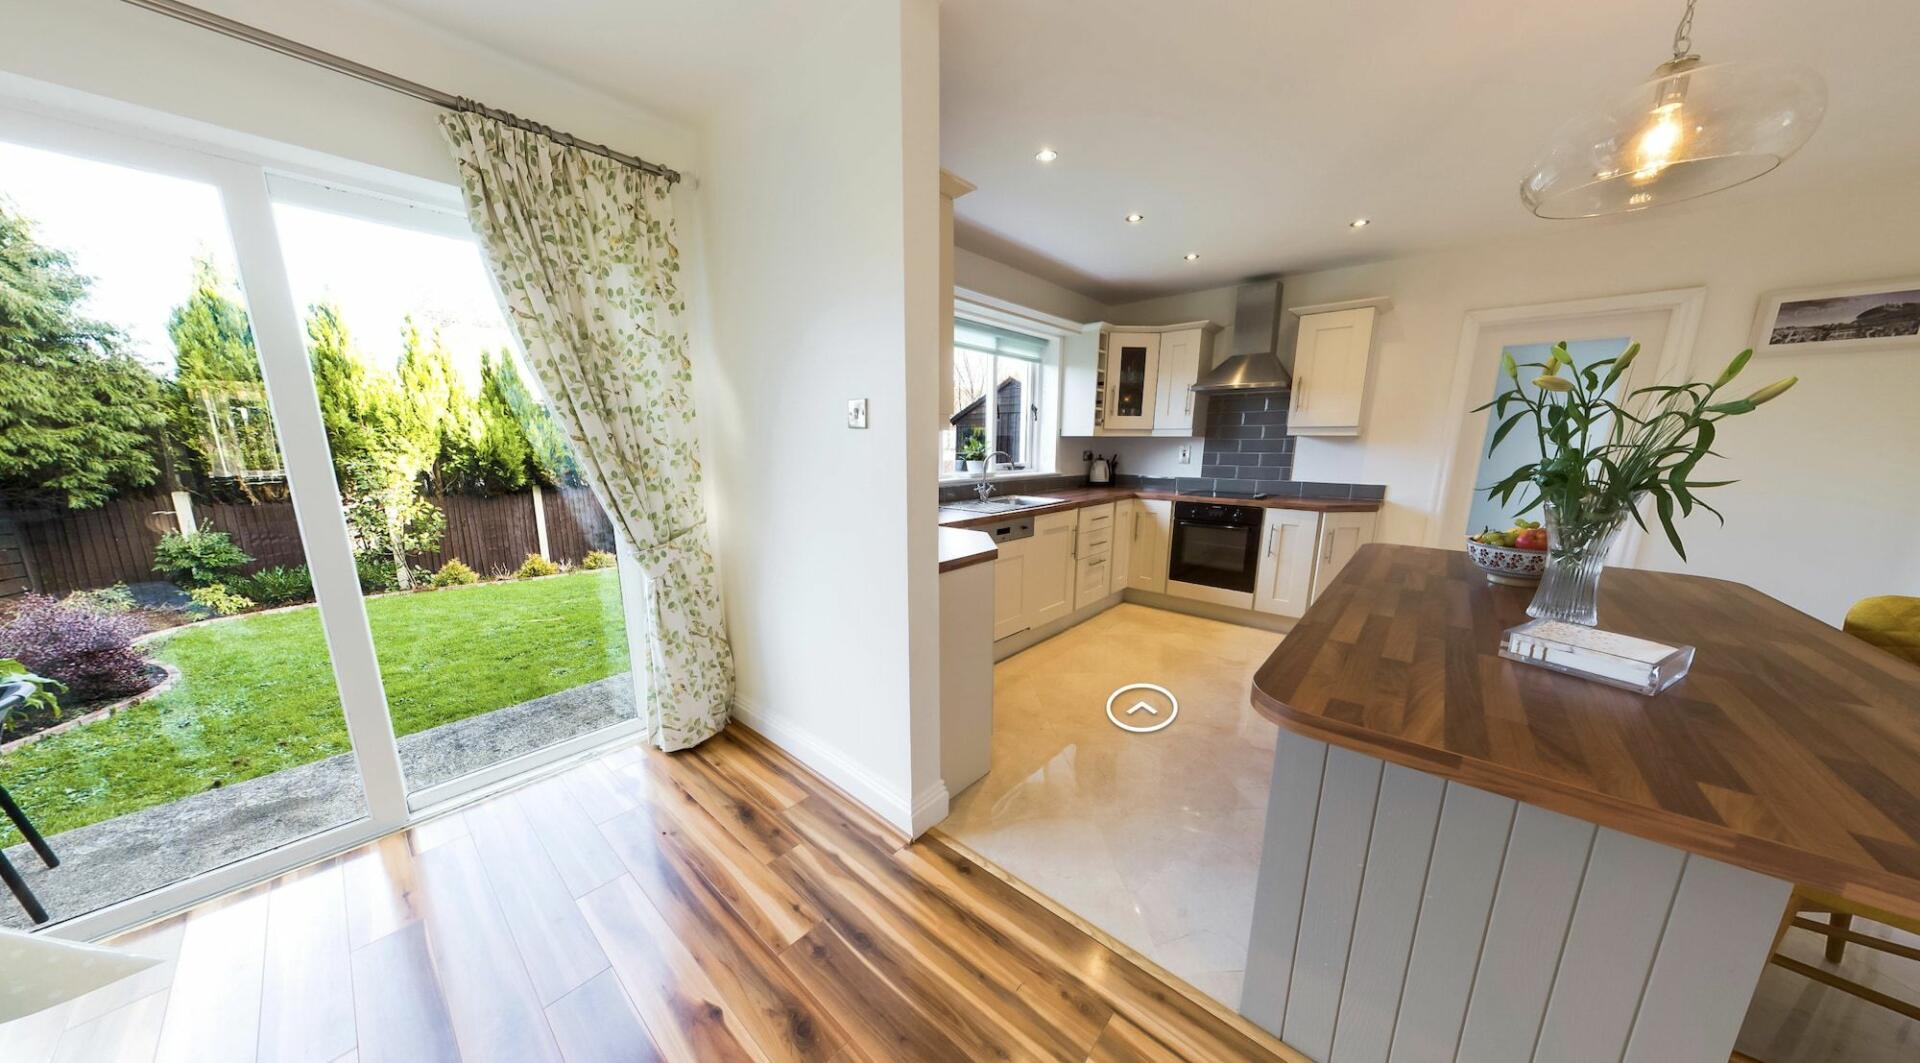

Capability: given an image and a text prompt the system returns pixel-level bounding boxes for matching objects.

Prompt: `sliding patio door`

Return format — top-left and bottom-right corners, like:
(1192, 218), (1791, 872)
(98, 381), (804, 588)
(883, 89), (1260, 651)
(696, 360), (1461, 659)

(0, 102), (647, 935)
(0, 137), (376, 929)
(267, 179), (644, 805)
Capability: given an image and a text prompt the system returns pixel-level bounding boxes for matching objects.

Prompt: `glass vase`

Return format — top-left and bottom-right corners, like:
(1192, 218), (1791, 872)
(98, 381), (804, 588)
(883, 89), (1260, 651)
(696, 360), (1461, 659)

(1527, 498), (1633, 627)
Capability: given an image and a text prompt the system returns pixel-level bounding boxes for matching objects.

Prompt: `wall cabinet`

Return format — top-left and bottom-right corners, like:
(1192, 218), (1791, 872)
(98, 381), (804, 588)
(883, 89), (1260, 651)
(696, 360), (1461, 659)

(1288, 299), (1389, 437)
(1128, 499), (1172, 594)
(1061, 322), (1219, 437)
(1104, 333), (1159, 431)
(1152, 328), (1208, 436)
(1312, 511), (1377, 600)
(1251, 509), (1320, 618)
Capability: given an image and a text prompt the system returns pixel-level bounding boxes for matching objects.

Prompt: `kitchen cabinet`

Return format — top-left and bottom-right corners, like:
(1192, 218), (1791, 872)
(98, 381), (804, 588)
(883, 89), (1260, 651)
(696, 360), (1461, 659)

(1311, 511), (1377, 600)
(1074, 503), (1117, 610)
(1288, 299), (1390, 437)
(1251, 508), (1320, 618)
(991, 535), (1031, 640)
(1151, 328), (1210, 436)
(1104, 332), (1159, 431)
(1128, 499), (1172, 594)
(1108, 500), (1135, 593)
(1061, 322), (1219, 437)
(1025, 510), (1078, 628)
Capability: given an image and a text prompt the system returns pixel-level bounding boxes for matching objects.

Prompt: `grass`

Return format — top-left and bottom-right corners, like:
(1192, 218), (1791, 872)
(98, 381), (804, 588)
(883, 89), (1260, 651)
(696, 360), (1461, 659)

(0, 570), (628, 841)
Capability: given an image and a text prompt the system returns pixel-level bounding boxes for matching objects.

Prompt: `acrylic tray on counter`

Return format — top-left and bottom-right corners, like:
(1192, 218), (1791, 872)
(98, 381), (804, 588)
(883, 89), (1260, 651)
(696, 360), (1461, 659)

(1499, 619), (1694, 695)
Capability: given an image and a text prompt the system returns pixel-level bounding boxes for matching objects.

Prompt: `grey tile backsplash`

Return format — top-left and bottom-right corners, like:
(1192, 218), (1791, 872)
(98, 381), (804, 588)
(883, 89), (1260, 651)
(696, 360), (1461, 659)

(937, 388), (1386, 503)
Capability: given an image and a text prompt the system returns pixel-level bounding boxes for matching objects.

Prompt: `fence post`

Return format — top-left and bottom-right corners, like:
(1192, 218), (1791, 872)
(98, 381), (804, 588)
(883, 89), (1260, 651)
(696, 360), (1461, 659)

(170, 490), (199, 536)
(530, 483), (551, 561)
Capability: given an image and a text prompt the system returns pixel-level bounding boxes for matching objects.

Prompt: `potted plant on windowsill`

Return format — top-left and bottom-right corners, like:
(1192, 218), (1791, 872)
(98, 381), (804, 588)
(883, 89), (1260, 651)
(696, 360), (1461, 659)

(960, 435), (987, 474)
(1476, 342), (1795, 627)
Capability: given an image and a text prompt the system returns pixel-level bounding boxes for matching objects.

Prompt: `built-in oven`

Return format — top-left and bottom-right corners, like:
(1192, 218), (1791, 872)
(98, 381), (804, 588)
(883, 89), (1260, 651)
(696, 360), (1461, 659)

(1167, 501), (1263, 608)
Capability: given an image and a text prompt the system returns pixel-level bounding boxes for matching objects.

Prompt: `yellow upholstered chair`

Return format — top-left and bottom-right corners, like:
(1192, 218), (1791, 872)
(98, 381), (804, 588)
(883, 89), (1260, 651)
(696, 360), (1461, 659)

(1767, 595), (1920, 1022)
(1843, 595), (1920, 668)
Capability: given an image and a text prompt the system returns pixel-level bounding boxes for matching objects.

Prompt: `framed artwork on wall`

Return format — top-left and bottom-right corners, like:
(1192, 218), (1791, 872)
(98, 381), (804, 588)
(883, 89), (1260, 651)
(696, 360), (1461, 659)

(1753, 277), (1920, 356)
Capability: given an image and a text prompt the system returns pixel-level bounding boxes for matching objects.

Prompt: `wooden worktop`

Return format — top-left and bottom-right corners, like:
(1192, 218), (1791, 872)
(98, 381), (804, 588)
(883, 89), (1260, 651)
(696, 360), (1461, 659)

(1251, 543), (1920, 921)
(938, 485), (1381, 530)
(937, 526), (998, 574)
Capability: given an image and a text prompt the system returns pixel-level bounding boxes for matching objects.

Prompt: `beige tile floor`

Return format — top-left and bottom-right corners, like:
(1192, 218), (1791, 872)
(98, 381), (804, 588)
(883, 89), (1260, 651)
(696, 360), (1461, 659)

(943, 602), (1920, 1059)
(941, 603), (1282, 1008)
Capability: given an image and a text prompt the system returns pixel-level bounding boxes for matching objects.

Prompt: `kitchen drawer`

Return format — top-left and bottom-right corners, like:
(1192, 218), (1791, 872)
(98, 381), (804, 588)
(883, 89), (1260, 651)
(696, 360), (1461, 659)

(1078, 503), (1115, 531)
(1077, 527), (1113, 554)
(1074, 551), (1112, 610)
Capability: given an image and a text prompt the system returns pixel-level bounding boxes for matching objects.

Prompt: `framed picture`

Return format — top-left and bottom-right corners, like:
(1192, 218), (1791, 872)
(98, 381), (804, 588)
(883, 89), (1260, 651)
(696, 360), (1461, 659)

(1753, 277), (1920, 356)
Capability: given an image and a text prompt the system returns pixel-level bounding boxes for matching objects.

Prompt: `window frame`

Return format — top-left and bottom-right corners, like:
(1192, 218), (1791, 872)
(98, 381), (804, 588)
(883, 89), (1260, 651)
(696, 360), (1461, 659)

(943, 297), (1070, 483)
(0, 89), (648, 941)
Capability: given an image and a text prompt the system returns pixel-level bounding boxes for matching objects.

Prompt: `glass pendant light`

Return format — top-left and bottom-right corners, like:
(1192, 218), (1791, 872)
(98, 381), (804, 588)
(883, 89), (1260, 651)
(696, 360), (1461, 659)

(1520, 0), (1826, 219)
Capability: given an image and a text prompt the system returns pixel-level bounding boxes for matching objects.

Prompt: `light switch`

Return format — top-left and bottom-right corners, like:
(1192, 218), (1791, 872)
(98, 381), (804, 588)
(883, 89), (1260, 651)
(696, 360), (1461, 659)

(1178, 445), (1191, 464)
(846, 398), (869, 429)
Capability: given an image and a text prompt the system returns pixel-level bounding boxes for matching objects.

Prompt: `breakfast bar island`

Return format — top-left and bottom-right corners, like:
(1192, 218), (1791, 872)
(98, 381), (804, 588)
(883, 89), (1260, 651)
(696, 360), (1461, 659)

(1239, 544), (1920, 1063)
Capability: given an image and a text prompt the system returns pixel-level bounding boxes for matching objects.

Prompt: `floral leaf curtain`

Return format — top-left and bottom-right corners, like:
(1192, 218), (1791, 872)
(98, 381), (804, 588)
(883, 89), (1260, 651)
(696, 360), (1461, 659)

(441, 110), (732, 751)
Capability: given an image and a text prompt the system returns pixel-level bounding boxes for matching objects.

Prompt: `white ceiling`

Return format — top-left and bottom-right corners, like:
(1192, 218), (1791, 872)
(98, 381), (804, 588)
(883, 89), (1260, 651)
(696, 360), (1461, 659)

(941, 0), (1920, 302)
(366, 0), (1919, 304)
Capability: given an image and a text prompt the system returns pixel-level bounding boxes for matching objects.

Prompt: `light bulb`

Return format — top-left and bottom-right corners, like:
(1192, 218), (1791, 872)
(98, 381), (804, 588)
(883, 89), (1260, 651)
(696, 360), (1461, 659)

(1632, 103), (1687, 182)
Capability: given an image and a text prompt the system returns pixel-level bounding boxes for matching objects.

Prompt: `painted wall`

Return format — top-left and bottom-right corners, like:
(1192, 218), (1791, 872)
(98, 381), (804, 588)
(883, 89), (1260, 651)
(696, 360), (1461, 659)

(1276, 183), (1920, 625)
(698, 0), (944, 833)
(954, 246), (1108, 324)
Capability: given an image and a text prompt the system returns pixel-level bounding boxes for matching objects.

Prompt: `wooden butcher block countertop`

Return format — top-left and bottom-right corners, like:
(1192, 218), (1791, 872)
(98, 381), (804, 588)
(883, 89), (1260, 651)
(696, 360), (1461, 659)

(937, 485), (1382, 531)
(1250, 543), (1920, 921)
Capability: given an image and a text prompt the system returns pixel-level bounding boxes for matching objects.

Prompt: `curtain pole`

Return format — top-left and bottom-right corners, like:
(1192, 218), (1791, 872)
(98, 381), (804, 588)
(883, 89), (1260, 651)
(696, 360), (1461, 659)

(115, 0), (683, 184)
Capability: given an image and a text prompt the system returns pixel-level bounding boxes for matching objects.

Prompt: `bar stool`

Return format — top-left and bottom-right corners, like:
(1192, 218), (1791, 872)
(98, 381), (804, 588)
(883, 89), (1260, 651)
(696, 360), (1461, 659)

(1767, 595), (1920, 1022)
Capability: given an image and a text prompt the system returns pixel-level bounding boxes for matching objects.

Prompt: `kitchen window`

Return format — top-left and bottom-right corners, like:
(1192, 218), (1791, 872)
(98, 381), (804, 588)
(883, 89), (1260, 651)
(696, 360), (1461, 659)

(944, 317), (1048, 476)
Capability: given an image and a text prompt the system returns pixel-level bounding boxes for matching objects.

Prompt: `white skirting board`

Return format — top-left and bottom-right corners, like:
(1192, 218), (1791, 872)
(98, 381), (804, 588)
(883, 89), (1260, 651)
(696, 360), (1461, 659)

(1242, 732), (1790, 1063)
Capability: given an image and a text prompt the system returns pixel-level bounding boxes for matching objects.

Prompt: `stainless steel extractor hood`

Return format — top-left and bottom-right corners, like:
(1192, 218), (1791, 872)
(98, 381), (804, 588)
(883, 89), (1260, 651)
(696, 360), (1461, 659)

(1190, 278), (1289, 393)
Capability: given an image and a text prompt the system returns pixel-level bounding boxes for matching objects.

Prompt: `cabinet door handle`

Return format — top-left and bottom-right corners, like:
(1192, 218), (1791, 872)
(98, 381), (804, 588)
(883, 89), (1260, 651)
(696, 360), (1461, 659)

(1294, 376), (1305, 412)
(1185, 388), (1193, 415)
(1266, 526), (1278, 557)
(1323, 535), (1335, 563)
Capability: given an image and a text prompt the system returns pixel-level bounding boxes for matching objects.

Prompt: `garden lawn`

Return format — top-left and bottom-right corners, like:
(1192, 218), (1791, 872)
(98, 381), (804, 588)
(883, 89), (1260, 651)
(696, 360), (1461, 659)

(0, 570), (628, 841)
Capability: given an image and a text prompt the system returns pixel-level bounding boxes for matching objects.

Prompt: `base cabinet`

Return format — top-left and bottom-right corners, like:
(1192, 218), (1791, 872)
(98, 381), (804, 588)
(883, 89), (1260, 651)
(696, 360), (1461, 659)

(1129, 500), (1172, 594)
(1024, 510), (1078, 629)
(1251, 509), (1320, 618)
(1312, 512), (1376, 600)
(991, 537), (1031, 640)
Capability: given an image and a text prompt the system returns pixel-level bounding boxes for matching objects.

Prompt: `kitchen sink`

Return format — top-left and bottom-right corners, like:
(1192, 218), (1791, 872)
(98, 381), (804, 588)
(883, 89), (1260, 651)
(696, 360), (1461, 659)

(941, 495), (1065, 514)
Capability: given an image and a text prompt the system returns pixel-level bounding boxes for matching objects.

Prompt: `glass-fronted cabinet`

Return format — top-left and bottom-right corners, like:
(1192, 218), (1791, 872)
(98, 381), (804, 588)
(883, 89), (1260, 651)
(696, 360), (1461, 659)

(1104, 332), (1159, 430)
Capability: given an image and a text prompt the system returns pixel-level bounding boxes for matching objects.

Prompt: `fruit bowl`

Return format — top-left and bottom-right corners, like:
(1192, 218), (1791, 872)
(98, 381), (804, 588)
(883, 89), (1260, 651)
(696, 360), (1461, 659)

(1465, 537), (1547, 585)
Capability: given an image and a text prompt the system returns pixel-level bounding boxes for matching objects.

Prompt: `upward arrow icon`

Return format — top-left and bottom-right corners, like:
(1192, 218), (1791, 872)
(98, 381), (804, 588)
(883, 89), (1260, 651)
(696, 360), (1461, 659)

(1126, 700), (1158, 716)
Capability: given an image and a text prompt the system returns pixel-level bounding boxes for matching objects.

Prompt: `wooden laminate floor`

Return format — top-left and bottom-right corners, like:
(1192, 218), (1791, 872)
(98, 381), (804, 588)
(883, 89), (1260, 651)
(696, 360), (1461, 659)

(0, 725), (1301, 1063)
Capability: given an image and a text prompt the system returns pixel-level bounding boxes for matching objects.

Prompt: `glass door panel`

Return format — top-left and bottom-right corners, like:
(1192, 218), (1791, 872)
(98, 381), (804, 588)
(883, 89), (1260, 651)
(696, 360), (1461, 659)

(268, 199), (637, 796)
(1114, 344), (1149, 417)
(0, 141), (365, 927)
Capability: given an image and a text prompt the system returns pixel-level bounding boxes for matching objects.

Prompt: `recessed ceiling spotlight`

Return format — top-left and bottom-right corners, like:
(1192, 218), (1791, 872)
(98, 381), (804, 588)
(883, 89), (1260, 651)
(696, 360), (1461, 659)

(1125, 212), (1146, 224)
(1034, 148), (1058, 163)
(1183, 252), (1200, 261)
(1349, 217), (1371, 228)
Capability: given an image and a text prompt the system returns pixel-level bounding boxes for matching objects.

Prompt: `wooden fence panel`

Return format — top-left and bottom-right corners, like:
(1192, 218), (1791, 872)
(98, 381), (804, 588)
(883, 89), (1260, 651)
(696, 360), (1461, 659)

(543, 486), (616, 565)
(0, 487), (594, 599)
(416, 492), (541, 577)
(12, 492), (179, 597)
(198, 500), (307, 574)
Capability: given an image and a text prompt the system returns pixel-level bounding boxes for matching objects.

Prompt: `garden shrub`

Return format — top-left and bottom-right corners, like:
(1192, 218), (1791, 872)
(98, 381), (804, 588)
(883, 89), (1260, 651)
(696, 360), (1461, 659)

(0, 594), (152, 704)
(356, 557), (401, 594)
(431, 559), (479, 588)
(189, 584), (254, 616)
(63, 583), (136, 615)
(581, 550), (617, 570)
(230, 565), (314, 607)
(513, 553), (560, 579)
(153, 529), (253, 587)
